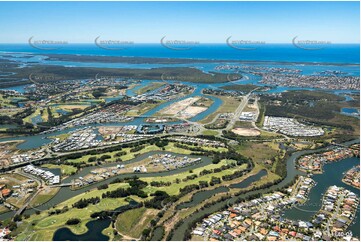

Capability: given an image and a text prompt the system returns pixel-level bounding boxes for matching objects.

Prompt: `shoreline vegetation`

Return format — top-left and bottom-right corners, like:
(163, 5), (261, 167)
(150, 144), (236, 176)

(21, 53), (361, 66)
(0, 52), (360, 88)
(0, 65), (238, 88)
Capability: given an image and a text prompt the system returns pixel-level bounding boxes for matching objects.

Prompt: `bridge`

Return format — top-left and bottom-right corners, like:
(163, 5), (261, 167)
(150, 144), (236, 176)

(13, 189), (41, 218)
(49, 182), (73, 188)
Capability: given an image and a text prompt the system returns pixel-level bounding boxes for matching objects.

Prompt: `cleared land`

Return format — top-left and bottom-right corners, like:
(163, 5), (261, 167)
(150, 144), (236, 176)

(158, 96), (213, 119)
(160, 97), (200, 116)
(231, 128), (260, 136)
(200, 95), (241, 124)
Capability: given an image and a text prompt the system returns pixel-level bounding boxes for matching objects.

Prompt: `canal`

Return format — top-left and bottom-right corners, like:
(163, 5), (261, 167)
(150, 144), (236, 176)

(168, 139), (359, 240)
(0, 151), (213, 220)
(282, 156), (360, 238)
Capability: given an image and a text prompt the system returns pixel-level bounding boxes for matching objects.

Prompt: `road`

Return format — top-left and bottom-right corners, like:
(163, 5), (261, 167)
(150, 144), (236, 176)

(13, 171), (42, 218)
(225, 93), (252, 131)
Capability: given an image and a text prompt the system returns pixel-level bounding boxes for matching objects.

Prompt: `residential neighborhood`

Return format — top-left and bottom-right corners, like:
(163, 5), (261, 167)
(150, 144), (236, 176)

(313, 186), (359, 237)
(190, 176), (345, 241)
(342, 166), (360, 189)
(297, 147), (358, 173)
(263, 116), (324, 137)
(23, 165), (60, 185)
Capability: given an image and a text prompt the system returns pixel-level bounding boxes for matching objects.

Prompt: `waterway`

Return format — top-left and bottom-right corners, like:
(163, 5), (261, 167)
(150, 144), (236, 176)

(176, 186), (230, 210)
(0, 79), (224, 149)
(341, 107), (360, 119)
(53, 219), (111, 241)
(282, 156), (360, 238)
(0, 63), (359, 239)
(229, 169), (268, 189)
(168, 139), (359, 240)
(53, 200), (140, 241)
(0, 151), (213, 220)
(0, 136), (358, 240)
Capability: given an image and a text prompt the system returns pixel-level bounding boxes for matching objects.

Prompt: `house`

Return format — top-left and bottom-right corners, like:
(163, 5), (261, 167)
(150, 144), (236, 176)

(1, 189), (11, 198)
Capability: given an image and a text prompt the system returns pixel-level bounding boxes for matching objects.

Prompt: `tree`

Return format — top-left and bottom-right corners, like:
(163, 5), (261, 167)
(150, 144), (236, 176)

(66, 218), (81, 225)
(142, 228), (151, 238)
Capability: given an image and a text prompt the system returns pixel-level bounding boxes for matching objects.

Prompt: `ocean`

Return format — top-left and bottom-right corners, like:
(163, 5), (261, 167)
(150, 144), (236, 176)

(0, 43), (359, 64)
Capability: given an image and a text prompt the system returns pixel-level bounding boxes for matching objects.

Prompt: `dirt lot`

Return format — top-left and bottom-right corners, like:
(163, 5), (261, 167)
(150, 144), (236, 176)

(160, 97), (200, 115)
(179, 106), (207, 119)
(0, 141), (20, 168)
(98, 126), (123, 136)
(231, 128), (260, 136)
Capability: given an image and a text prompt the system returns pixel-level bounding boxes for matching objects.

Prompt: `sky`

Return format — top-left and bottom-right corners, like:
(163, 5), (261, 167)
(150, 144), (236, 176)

(0, 1), (359, 44)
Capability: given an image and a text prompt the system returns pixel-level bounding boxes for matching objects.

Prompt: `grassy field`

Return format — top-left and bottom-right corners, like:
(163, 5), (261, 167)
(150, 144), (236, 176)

(41, 164), (78, 176)
(14, 183), (132, 241)
(14, 156), (243, 240)
(0, 173), (29, 187)
(41, 108), (49, 122)
(23, 108), (41, 124)
(125, 102), (159, 116)
(29, 187), (60, 207)
(233, 121), (254, 129)
(49, 133), (71, 142)
(115, 207), (158, 238)
(236, 141), (279, 164)
(10, 140), (255, 240)
(202, 130), (220, 136)
(175, 143), (228, 153)
(221, 84), (259, 93)
(11, 147), (272, 241)
(53, 104), (90, 111)
(200, 95), (241, 124)
(0, 205), (9, 214)
(67, 142), (194, 165)
(0, 94), (24, 108)
(135, 82), (165, 95)
(142, 160), (246, 195)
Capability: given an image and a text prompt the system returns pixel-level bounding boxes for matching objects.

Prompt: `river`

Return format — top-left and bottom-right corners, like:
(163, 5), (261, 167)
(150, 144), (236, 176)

(0, 151), (213, 220)
(168, 139), (359, 240)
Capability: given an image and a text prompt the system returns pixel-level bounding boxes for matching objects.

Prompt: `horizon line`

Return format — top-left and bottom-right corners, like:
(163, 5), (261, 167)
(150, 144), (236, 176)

(0, 42), (360, 45)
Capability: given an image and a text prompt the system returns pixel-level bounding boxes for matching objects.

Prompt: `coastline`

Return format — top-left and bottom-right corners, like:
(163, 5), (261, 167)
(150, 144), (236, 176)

(24, 53), (361, 66)
(0, 48), (360, 66)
